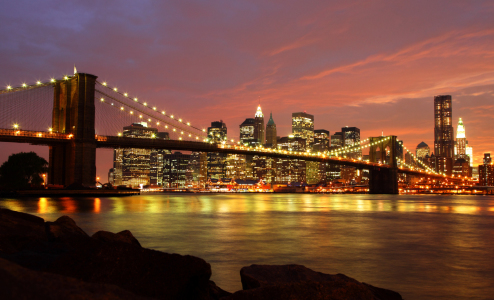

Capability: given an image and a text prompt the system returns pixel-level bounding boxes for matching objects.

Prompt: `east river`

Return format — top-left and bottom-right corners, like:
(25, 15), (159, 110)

(1, 194), (493, 299)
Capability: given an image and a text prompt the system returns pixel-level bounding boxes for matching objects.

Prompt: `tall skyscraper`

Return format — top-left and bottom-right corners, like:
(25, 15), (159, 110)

(265, 112), (277, 148)
(208, 120), (227, 144)
(292, 112), (314, 147)
(254, 105), (265, 145)
(434, 95), (454, 158)
(239, 118), (257, 146)
(455, 118), (473, 167)
(330, 132), (343, 149)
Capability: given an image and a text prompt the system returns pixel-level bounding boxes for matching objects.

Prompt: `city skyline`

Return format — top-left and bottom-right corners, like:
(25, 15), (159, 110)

(1, 1), (493, 179)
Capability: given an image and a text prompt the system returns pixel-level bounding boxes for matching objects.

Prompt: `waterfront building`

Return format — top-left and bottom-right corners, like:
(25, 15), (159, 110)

(479, 154), (494, 186)
(111, 122), (168, 188)
(313, 129), (330, 153)
(207, 120), (228, 179)
(253, 155), (276, 183)
(186, 152), (207, 188)
(163, 152), (190, 188)
(416, 142), (430, 159)
(225, 154), (247, 179)
(276, 136), (307, 184)
(306, 161), (320, 184)
(434, 95), (454, 175)
(292, 112), (314, 147)
(453, 158), (472, 177)
(265, 113), (277, 148)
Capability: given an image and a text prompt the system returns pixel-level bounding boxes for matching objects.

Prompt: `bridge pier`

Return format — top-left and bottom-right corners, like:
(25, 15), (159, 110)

(368, 167), (399, 194)
(48, 73), (97, 187)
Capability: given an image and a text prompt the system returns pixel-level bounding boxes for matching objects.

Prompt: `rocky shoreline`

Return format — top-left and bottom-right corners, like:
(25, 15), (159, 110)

(0, 208), (402, 300)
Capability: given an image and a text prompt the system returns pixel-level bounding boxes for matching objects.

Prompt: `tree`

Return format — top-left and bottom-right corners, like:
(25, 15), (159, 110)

(0, 152), (48, 190)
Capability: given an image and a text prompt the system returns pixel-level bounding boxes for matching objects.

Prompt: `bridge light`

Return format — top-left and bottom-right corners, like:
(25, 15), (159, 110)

(151, 134), (156, 138)
(36, 81), (41, 85)
(161, 111), (165, 114)
(143, 102), (147, 106)
(113, 88), (117, 92)
(189, 134), (191, 137)
(179, 119), (182, 122)
(64, 76), (68, 80)
(102, 82), (107, 86)
(139, 115), (142, 118)
(187, 122), (190, 126)
(22, 83), (27, 87)
(181, 131), (184, 134)
(170, 115), (174, 119)
(130, 111), (133, 114)
(179, 137), (182, 140)
(120, 107), (124, 110)
(173, 128), (176, 131)
(134, 98), (138, 101)
(13, 124), (19, 129)
(48, 128), (53, 132)
(148, 118), (151, 122)
(117, 132), (122, 137)
(153, 107), (156, 110)
(165, 125), (168, 128)
(50, 78), (55, 83)
(196, 137), (199, 139)
(6, 85), (12, 90)
(202, 129), (206, 132)
(156, 122), (159, 125)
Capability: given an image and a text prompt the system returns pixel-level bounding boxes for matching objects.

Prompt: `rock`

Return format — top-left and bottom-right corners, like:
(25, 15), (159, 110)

(0, 209), (47, 254)
(45, 216), (89, 244)
(0, 257), (152, 300)
(208, 280), (232, 300)
(225, 264), (402, 300)
(92, 230), (142, 247)
(44, 239), (213, 300)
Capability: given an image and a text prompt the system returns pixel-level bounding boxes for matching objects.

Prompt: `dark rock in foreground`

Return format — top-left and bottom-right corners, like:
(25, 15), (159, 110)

(226, 264), (403, 300)
(0, 257), (150, 300)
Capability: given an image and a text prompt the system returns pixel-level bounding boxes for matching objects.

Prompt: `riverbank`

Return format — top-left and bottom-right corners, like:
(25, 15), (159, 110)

(0, 208), (403, 299)
(0, 189), (140, 197)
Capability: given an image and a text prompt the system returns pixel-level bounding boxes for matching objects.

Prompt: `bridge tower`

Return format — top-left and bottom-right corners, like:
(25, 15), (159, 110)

(368, 135), (398, 194)
(48, 73), (97, 187)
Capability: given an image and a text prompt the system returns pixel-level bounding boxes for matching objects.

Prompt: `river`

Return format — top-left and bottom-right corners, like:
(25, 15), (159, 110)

(1, 193), (493, 299)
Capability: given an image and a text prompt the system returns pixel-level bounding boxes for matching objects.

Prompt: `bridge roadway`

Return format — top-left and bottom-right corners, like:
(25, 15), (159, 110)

(0, 129), (451, 180)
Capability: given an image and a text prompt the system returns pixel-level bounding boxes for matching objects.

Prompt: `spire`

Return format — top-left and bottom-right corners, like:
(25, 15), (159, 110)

(255, 104), (263, 118)
(456, 117), (466, 139)
(267, 112), (275, 126)
(74, 65), (78, 75)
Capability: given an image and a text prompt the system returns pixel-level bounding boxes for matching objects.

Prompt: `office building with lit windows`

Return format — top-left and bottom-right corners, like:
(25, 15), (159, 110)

(292, 112), (314, 146)
(207, 120), (228, 179)
(434, 95), (454, 175)
(265, 113), (277, 148)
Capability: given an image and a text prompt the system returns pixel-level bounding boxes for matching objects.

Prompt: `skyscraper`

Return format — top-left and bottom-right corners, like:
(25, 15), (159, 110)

(265, 112), (277, 148)
(342, 126), (361, 158)
(239, 118), (257, 146)
(313, 129), (330, 153)
(292, 112), (314, 147)
(455, 118), (473, 167)
(416, 142), (430, 159)
(207, 121), (228, 179)
(208, 120), (227, 144)
(254, 105), (265, 145)
(434, 95), (454, 158)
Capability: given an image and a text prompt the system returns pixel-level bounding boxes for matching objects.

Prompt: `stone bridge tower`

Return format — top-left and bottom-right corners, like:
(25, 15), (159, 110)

(48, 73), (97, 187)
(368, 136), (398, 194)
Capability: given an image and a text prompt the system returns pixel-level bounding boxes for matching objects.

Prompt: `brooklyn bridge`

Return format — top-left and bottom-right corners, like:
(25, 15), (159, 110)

(0, 72), (469, 194)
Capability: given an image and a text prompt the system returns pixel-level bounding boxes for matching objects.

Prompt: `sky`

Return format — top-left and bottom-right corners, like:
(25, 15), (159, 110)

(1, 0), (493, 180)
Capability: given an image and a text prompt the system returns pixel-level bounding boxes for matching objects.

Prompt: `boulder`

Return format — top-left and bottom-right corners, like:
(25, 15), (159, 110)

(45, 216), (89, 244)
(0, 209), (47, 254)
(225, 264), (402, 300)
(92, 230), (142, 247)
(0, 257), (152, 300)
(45, 241), (214, 300)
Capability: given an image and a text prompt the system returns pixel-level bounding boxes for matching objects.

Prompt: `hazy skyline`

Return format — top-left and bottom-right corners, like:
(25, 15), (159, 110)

(1, 0), (493, 179)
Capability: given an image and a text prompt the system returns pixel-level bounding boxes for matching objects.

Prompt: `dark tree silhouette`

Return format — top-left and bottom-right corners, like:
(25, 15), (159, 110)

(0, 152), (48, 190)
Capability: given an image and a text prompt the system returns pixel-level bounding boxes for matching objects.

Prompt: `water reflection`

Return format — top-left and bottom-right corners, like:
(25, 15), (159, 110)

(1, 194), (493, 300)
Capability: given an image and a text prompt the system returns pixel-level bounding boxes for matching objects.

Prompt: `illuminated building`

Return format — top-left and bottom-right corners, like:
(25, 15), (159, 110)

(313, 129), (330, 153)
(453, 158), (472, 177)
(434, 95), (454, 175)
(111, 122), (168, 188)
(186, 152), (207, 188)
(225, 154), (247, 179)
(163, 152), (190, 188)
(276, 136), (306, 184)
(292, 112), (314, 146)
(416, 142), (430, 159)
(255, 105), (265, 145)
(342, 126), (361, 159)
(150, 132), (171, 186)
(239, 118), (257, 146)
(454, 118), (473, 167)
(265, 112), (277, 148)
(479, 154), (494, 186)
(253, 155), (276, 183)
(207, 120), (228, 179)
(306, 161), (320, 184)
(330, 132), (343, 149)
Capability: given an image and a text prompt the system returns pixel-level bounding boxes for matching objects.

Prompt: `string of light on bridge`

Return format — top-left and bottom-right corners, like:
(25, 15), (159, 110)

(97, 80), (208, 139)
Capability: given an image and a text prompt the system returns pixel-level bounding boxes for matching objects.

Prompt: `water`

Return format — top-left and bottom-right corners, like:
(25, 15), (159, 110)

(1, 194), (493, 299)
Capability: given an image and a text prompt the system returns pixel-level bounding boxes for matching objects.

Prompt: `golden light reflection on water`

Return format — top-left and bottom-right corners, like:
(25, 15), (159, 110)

(94, 198), (101, 213)
(38, 198), (48, 213)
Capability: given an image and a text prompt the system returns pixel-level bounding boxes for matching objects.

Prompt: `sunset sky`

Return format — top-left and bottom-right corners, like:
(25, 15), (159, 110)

(1, 0), (493, 179)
